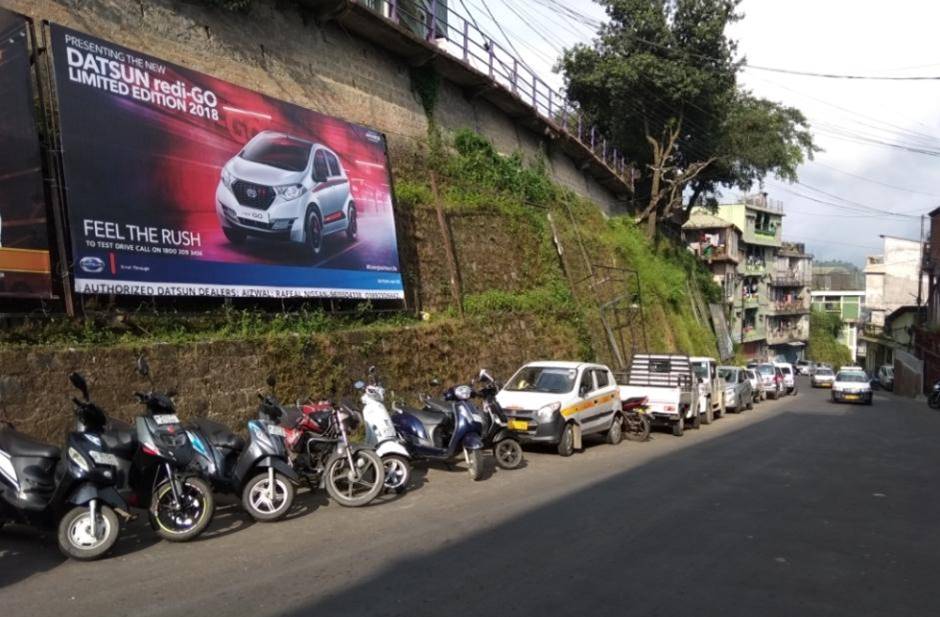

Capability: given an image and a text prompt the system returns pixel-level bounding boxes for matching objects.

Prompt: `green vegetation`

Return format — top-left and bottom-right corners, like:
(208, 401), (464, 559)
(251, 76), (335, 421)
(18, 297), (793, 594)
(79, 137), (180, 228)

(807, 309), (852, 370)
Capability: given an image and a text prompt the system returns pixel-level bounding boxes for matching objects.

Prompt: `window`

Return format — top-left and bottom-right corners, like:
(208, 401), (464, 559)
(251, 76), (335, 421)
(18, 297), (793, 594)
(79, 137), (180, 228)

(313, 150), (329, 181)
(593, 369), (610, 389)
(326, 151), (341, 177)
(505, 366), (576, 394)
(579, 370), (595, 395)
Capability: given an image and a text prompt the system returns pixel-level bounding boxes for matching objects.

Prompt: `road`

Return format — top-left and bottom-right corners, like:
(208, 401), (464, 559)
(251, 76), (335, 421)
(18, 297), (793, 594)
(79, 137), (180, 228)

(2, 379), (940, 616)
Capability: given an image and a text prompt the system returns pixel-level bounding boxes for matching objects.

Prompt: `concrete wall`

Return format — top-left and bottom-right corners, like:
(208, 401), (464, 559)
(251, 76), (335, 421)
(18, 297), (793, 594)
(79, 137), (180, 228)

(1, 0), (625, 214)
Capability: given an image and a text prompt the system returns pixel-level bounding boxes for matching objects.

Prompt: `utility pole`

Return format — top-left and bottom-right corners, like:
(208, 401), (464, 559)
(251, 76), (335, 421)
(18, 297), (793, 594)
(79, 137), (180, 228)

(917, 214), (926, 314)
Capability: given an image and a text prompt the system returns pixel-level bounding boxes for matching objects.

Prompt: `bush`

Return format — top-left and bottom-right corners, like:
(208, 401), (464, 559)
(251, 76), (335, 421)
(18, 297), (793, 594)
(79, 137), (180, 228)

(807, 310), (852, 369)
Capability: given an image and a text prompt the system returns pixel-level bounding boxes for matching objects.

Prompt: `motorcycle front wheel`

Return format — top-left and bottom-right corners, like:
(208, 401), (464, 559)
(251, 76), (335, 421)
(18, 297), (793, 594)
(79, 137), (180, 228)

(325, 449), (385, 507)
(625, 413), (651, 442)
(57, 504), (120, 561)
(242, 471), (295, 522)
(493, 439), (523, 470)
(929, 393), (940, 409)
(466, 448), (483, 481)
(382, 454), (411, 494)
(150, 476), (214, 542)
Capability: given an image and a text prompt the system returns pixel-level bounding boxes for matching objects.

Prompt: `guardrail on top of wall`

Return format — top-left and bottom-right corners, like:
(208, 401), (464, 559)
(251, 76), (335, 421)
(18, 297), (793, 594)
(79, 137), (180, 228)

(355, 0), (631, 184)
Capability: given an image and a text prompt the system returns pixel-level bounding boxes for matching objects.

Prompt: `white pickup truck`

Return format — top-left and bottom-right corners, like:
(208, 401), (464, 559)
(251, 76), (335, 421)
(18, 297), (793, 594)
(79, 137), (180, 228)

(618, 354), (699, 436)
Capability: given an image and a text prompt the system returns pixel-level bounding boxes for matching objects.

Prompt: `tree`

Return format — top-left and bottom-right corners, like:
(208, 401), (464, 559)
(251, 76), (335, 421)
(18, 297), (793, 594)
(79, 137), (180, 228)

(560, 0), (817, 237)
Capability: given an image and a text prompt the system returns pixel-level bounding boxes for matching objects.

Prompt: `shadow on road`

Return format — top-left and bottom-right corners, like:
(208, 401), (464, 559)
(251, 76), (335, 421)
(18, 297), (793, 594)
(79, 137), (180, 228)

(276, 404), (940, 617)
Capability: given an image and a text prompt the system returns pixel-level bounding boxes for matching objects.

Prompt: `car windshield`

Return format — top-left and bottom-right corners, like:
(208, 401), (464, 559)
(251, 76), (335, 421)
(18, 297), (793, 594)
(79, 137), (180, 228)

(718, 368), (737, 381)
(758, 365), (775, 376)
(883, 367), (894, 377)
(837, 372), (868, 383)
(504, 366), (576, 394)
(816, 369), (834, 376)
(692, 362), (708, 379)
(240, 135), (312, 172)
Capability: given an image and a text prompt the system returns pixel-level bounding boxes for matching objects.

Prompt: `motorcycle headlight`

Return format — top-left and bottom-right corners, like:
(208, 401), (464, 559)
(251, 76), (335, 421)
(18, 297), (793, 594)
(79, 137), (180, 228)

(68, 447), (91, 472)
(537, 401), (561, 421)
(221, 167), (234, 190)
(275, 184), (305, 200)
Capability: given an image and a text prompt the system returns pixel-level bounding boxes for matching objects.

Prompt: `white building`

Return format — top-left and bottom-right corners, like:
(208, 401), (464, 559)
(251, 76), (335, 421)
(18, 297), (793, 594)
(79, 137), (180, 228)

(863, 235), (927, 327)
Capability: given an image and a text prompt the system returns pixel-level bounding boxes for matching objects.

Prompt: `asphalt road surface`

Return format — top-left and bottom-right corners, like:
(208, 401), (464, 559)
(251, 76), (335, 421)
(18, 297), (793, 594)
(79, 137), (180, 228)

(3, 379), (939, 616)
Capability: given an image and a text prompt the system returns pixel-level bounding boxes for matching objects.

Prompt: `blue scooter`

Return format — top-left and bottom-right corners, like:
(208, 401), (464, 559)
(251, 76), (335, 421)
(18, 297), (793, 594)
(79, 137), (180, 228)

(392, 382), (485, 481)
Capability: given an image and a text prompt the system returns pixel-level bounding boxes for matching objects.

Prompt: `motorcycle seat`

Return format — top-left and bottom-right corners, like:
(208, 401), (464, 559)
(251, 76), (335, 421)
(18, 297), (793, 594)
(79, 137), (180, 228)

(0, 428), (60, 459)
(402, 404), (451, 429)
(191, 417), (245, 451)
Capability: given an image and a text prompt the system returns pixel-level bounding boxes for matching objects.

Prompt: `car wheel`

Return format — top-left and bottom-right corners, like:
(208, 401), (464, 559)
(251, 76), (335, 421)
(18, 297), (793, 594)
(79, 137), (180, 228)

(672, 416), (684, 437)
(222, 225), (246, 245)
(702, 405), (713, 425)
(305, 208), (323, 260)
(691, 409), (702, 429)
(557, 423), (575, 457)
(345, 203), (358, 241)
(605, 413), (624, 445)
(746, 398), (753, 411)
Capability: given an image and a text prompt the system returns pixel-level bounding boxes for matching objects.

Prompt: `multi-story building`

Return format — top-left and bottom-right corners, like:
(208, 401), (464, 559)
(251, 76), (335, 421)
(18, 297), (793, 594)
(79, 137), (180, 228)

(684, 193), (812, 362)
(810, 290), (864, 361)
(681, 211), (743, 305)
(861, 235), (927, 373)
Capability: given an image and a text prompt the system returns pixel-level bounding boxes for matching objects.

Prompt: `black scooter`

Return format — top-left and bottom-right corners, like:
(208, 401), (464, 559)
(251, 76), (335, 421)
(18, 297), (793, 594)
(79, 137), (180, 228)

(0, 373), (128, 560)
(186, 377), (300, 522)
(474, 370), (524, 470)
(81, 358), (215, 542)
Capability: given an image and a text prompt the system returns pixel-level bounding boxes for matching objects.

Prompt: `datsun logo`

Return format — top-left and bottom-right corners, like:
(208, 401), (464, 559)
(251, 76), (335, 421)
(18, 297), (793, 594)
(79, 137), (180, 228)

(365, 130), (382, 143)
(79, 256), (106, 273)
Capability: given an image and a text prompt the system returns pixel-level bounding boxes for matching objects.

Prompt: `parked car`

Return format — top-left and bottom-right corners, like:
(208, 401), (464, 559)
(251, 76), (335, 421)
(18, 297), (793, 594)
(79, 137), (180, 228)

(215, 130), (357, 260)
(496, 362), (623, 456)
(745, 368), (763, 402)
(774, 362), (797, 395)
(756, 363), (783, 399)
(831, 369), (873, 405)
(717, 366), (753, 412)
(876, 365), (894, 391)
(619, 354), (699, 436)
(811, 366), (836, 388)
(690, 356), (726, 424)
(795, 360), (814, 376)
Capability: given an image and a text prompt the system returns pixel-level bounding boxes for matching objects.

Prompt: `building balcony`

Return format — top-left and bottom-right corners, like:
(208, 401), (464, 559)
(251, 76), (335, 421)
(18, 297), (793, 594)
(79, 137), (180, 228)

(739, 261), (767, 276)
(734, 326), (767, 344)
(767, 327), (809, 345)
(766, 301), (809, 316)
(742, 296), (761, 309)
(769, 270), (810, 287)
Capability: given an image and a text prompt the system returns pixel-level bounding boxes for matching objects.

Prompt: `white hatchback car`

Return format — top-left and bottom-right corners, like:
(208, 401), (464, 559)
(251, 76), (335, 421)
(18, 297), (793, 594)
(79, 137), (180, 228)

(216, 130), (357, 259)
(831, 370), (873, 405)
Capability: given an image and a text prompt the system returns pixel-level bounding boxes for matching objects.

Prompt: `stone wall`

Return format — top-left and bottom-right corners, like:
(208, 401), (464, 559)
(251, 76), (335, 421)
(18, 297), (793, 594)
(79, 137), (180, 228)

(0, 313), (583, 442)
(1, 0), (625, 214)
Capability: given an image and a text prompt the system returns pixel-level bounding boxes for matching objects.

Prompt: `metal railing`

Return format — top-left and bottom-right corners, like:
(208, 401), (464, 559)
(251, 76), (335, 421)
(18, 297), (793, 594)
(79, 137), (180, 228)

(356, 0), (629, 180)
(769, 270), (810, 287)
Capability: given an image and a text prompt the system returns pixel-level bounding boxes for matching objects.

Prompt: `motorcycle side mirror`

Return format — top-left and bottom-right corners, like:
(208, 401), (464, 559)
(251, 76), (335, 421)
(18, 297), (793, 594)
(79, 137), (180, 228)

(266, 374), (276, 388)
(354, 380), (365, 390)
(69, 372), (89, 400)
(430, 378), (440, 387)
(166, 388), (178, 398)
(136, 356), (150, 377)
(368, 366), (376, 375)
(478, 369), (493, 383)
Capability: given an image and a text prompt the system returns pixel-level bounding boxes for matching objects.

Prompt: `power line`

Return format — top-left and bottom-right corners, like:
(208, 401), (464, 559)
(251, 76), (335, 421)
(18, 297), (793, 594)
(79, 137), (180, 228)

(743, 64), (940, 81)
(808, 161), (940, 198)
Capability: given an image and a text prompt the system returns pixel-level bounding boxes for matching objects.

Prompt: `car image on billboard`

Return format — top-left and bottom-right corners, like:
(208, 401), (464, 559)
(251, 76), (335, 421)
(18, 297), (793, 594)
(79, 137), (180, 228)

(50, 24), (403, 300)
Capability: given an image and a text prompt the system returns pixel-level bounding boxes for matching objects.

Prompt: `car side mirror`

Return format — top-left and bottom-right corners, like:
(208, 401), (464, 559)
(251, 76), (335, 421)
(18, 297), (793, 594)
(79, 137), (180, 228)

(69, 372), (89, 400)
(579, 385), (589, 397)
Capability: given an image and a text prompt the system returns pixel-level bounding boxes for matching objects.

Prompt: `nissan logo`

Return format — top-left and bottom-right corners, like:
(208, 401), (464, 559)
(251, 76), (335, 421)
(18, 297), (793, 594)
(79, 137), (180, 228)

(79, 256), (106, 273)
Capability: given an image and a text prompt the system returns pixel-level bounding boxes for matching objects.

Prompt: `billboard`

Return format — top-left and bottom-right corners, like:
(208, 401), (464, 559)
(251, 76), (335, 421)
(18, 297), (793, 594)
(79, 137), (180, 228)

(0, 9), (52, 298)
(50, 24), (404, 299)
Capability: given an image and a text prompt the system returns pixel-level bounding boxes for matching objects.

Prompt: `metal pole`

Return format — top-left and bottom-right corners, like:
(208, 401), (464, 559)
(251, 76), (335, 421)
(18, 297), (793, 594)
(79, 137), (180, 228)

(462, 19), (469, 62)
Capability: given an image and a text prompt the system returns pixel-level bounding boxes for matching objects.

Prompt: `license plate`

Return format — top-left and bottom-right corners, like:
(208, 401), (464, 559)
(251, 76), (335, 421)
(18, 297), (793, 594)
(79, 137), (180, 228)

(88, 451), (121, 466)
(509, 419), (528, 431)
(240, 208), (268, 223)
(844, 394), (859, 400)
(153, 414), (180, 425)
(268, 425), (286, 437)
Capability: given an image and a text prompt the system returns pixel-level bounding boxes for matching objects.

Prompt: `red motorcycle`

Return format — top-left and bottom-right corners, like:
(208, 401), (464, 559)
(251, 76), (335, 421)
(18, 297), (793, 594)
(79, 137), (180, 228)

(622, 396), (652, 442)
(276, 388), (385, 508)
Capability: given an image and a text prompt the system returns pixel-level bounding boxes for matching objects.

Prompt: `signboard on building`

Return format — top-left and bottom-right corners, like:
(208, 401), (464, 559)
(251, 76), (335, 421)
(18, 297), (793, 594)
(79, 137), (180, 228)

(50, 24), (404, 299)
(0, 9), (53, 298)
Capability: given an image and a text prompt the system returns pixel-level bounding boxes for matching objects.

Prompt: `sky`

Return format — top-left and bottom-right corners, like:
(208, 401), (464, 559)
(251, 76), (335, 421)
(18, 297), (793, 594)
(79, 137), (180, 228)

(456, 0), (940, 266)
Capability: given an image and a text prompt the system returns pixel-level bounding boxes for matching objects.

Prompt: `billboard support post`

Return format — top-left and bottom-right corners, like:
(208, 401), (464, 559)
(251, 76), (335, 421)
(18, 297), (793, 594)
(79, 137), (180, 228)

(429, 170), (462, 316)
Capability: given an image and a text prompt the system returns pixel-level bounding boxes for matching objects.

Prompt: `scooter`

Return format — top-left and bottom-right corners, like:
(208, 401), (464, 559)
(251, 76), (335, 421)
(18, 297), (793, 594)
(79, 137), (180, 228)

(186, 376), (300, 522)
(0, 373), (129, 560)
(392, 380), (485, 481)
(929, 380), (940, 409)
(357, 367), (411, 493)
(278, 381), (385, 507)
(90, 358), (215, 542)
(474, 370), (524, 470)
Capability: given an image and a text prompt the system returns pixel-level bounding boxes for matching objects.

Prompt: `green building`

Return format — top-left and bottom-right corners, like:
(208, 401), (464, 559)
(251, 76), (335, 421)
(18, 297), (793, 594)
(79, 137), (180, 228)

(810, 290), (864, 361)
